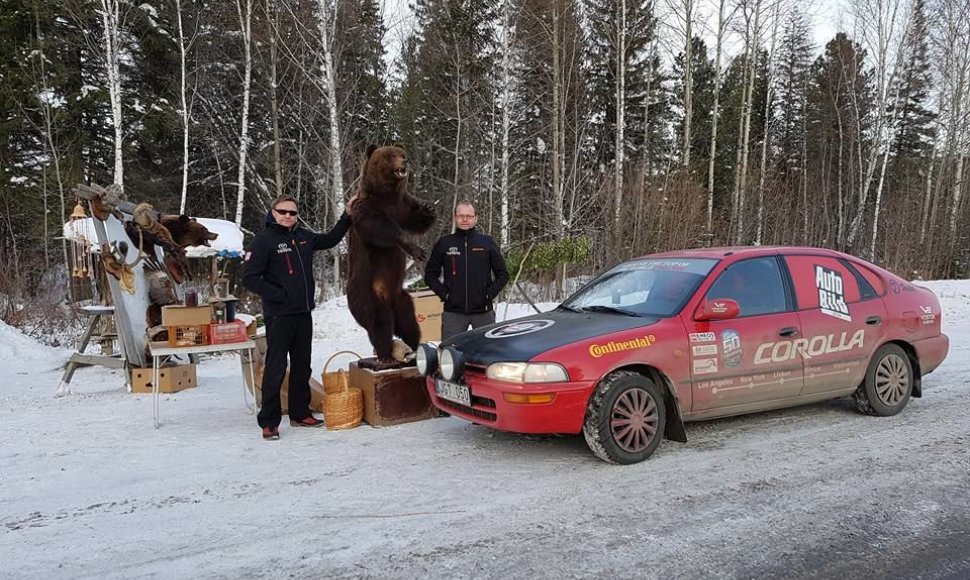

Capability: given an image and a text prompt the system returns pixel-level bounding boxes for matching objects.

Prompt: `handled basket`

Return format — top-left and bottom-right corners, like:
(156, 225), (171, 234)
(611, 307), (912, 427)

(321, 350), (363, 430)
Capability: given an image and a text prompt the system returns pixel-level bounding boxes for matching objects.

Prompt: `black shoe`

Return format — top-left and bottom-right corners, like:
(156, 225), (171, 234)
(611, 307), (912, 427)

(289, 416), (325, 428)
(262, 426), (280, 440)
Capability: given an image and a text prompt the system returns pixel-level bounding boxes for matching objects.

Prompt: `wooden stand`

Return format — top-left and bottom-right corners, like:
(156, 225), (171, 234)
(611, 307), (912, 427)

(348, 360), (437, 427)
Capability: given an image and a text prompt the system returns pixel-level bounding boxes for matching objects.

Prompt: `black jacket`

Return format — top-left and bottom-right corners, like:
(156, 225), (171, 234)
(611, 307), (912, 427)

(242, 212), (351, 317)
(424, 228), (509, 314)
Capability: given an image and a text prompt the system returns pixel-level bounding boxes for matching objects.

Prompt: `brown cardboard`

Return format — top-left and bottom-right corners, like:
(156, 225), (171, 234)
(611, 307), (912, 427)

(348, 361), (437, 427)
(161, 305), (212, 327)
(131, 364), (197, 393)
(410, 290), (442, 342)
(253, 374), (324, 414)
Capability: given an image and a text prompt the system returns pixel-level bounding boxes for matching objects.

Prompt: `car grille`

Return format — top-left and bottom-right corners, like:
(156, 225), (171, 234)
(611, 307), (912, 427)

(438, 393), (497, 422)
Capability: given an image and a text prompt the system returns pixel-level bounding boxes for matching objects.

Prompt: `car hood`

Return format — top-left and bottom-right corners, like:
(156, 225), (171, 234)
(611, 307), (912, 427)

(444, 309), (661, 365)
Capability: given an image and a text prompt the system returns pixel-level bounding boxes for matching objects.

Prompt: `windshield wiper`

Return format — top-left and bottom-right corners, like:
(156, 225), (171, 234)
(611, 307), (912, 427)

(558, 304), (583, 313)
(579, 305), (641, 317)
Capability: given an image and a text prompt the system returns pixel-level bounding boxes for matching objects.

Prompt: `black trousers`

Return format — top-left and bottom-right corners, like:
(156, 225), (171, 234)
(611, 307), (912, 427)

(257, 313), (313, 427)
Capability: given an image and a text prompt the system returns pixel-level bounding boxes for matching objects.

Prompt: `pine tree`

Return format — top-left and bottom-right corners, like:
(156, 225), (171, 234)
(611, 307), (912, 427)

(671, 36), (715, 176)
(396, 0), (498, 232)
(892, 0), (935, 160)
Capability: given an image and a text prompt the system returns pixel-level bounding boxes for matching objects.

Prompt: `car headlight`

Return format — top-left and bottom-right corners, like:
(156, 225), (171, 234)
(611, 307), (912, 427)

(486, 362), (569, 383)
(439, 346), (465, 381)
(416, 343), (438, 376)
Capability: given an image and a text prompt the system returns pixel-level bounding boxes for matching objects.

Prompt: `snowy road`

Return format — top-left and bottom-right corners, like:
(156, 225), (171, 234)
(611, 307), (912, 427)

(1, 285), (969, 579)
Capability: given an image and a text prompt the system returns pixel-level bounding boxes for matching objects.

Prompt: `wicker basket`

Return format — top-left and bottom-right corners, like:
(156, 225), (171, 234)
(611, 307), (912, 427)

(321, 350), (363, 430)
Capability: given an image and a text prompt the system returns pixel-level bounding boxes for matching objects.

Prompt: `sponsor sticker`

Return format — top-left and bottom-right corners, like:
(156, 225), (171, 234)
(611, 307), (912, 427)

(722, 329), (742, 367)
(588, 335), (656, 358)
(692, 344), (718, 356)
(815, 265), (851, 321)
(919, 305), (935, 325)
(484, 319), (555, 338)
(693, 358), (719, 375)
(689, 332), (716, 343)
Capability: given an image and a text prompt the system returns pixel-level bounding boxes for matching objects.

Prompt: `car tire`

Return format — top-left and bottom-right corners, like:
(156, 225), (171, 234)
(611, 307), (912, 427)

(583, 370), (666, 465)
(855, 343), (913, 417)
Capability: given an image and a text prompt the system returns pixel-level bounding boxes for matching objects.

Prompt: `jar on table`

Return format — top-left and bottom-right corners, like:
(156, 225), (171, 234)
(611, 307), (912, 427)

(184, 288), (198, 307)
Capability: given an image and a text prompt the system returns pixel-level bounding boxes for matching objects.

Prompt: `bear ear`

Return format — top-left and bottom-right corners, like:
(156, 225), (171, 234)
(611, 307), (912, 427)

(179, 215), (190, 224)
(365, 144), (378, 158)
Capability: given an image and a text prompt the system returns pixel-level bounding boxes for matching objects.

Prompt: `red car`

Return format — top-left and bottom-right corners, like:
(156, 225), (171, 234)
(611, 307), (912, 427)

(416, 246), (950, 464)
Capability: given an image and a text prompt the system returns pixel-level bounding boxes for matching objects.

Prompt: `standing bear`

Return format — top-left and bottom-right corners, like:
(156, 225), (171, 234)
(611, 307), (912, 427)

(348, 145), (436, 369)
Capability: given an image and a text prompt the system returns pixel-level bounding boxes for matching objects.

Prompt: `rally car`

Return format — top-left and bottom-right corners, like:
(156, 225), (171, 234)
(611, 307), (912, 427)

(416, 246), (950, 464)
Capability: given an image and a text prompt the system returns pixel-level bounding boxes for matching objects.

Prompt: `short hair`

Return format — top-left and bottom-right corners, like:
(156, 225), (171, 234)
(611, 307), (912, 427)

(271, 195), (298, 209)
(454, 200), (477, 215)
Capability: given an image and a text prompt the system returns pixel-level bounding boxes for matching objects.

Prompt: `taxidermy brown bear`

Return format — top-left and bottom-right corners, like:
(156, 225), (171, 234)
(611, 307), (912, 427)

(347, 145), (436, 369)
(160, 215), (219, 247)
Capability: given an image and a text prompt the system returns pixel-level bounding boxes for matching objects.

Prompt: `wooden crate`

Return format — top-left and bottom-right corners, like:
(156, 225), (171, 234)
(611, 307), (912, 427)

(348, 361), (437, 427)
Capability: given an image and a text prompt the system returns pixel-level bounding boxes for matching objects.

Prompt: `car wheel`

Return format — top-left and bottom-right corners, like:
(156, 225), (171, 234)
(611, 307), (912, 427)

(583, 370), (666, 465)
(855, 343), (913, 416)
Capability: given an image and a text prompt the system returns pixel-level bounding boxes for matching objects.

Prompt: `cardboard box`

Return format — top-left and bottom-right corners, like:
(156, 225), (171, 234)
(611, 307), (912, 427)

(253, 373), (325, 414)
(161, 305), (212, 327)
(348, 361), (437, 427)
(410, 290), (442, 342)
(131, 364), (197, 394)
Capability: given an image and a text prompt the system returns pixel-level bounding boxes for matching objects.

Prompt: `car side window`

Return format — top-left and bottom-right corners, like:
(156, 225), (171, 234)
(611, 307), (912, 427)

(705, 257), (788, 317)
(783, 255), (864, 315)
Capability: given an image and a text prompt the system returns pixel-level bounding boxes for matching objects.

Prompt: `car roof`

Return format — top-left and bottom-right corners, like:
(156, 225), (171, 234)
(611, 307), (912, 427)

(639, 246), (851, 261)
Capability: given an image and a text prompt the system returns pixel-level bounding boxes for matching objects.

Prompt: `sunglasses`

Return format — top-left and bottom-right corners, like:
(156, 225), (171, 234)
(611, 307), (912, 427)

(274, 208), (299, 216)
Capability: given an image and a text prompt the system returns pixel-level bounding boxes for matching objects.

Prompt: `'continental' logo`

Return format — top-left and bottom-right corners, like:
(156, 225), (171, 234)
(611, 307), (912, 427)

(589, 335), (656, 358)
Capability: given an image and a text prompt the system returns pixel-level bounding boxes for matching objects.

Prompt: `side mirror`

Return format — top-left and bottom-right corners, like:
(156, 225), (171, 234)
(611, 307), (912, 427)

(694, 298), (740, 321)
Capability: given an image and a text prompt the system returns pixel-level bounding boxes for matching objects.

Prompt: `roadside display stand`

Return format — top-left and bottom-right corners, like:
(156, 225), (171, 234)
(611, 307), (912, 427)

(57, 184), (253, 427)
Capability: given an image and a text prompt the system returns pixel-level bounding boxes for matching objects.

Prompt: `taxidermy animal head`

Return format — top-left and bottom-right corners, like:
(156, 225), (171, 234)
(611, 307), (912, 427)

(99, 241), (145, 295)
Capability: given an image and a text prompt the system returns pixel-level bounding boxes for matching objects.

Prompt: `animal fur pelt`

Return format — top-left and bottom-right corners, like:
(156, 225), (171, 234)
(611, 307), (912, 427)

(75, 183), (125, 221)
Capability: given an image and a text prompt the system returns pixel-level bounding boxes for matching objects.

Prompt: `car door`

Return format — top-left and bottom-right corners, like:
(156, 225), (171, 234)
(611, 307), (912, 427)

(687, 256), (804, 413)
(783, 254), (886, 397)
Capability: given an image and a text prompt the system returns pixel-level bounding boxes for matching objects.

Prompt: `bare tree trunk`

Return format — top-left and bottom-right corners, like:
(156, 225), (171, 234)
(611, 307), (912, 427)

(266, 0), (283, 196)
(733, 0), (763, 244)
(707, 0), (733, 237)
(755, 3), (780, 246)
(681, 0), (694, 167)
(100, 0), (124, 187)
(33, 0), (66, 232)
(499, 0), (514, 247)
(847, 0), (906, 250)
(613, 0), (626, 227)
(234, 0), (253, 225)
(176, 0), (191, 213)
(950, 153), (966, 245)
(552, 2), (564, 241)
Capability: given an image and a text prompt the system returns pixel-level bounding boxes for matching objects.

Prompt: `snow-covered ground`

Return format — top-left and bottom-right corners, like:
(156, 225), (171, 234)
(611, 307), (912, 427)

(2, 284), (969, 579)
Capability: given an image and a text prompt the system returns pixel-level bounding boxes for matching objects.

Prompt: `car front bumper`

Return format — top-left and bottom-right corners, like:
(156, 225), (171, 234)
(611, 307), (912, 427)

(425, 374), (595, 434)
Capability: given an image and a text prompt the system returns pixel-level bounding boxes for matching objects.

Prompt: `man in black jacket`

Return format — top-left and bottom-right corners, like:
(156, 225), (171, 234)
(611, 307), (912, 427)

(424, 201), (509, 340)
(242, 194), (354, 440)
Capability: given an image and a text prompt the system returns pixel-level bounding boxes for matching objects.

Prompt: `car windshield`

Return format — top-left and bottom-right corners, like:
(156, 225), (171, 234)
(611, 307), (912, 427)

(561, 258), (717, 317)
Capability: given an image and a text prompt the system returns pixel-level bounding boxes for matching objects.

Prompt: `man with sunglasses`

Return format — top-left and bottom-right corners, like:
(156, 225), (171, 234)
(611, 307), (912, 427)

(243, 194), (356, 440)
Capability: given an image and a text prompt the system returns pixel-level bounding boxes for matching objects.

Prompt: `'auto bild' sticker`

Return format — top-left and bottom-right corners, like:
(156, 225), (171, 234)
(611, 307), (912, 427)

(484, 319), (555, 338)
(815, 265), (851, 322)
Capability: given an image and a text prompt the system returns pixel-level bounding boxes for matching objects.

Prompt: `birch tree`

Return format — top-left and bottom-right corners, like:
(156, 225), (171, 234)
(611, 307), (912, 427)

(98, 0), (126, 187)
(233, 0), (253, 225)
(846, 0), (910, 253)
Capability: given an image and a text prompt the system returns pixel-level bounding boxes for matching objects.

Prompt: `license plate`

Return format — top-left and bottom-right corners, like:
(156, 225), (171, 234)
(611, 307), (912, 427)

(435, 379), (471, 407)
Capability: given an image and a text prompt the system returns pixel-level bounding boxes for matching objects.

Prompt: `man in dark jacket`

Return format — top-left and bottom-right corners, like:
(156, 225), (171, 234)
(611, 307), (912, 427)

(242, 194), (354, 440)
(424, 201), (509, 340)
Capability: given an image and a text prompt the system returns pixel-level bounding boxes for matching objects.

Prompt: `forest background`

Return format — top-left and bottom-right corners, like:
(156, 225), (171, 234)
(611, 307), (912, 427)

(0, 0), (968, 339)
